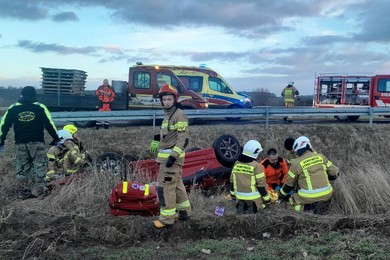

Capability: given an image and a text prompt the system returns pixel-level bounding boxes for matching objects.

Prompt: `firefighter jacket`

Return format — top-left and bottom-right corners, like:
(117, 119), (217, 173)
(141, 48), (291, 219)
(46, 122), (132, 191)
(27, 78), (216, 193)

(260, 157), (289, 189)
(95, 85), (116, 103)
(156, 106), (188, 166)
(0, 97), (59, 146)
(230, 160), (270, 202)
(280, 150), (339, 200)
(47, 138), (86, 177)
(281, 86), (299, 103)
(285, 151), (297, 167)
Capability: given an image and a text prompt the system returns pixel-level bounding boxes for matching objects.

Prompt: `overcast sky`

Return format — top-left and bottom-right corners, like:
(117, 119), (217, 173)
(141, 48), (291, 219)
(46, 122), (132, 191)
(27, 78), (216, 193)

(1, 0), (390, 95)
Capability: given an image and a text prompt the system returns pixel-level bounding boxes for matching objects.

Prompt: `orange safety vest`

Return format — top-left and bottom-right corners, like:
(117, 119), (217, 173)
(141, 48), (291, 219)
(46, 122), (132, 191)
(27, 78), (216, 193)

(96, 85), (115, 103)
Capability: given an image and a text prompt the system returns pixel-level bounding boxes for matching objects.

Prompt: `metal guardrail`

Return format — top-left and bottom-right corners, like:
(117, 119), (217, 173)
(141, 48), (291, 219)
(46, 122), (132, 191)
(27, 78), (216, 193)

(1, 107), (390, 128)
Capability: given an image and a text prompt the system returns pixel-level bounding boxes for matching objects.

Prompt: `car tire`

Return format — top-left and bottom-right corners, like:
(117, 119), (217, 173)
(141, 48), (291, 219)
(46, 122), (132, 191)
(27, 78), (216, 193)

(95, 152), (129, 180)
(212, 134), (241, 168)
(226, 105), (242, 121)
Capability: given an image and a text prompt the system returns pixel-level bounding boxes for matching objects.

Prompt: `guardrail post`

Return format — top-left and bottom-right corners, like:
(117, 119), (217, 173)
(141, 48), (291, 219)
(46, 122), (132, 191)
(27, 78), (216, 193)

(369, 107), (373, 127)
(153, 111), (156, 131)
(265, 107), (269, 129)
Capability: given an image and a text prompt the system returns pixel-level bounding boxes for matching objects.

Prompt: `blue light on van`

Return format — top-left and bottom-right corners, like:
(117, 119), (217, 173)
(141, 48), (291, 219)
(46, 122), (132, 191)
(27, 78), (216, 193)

(200, 64), (206, 69)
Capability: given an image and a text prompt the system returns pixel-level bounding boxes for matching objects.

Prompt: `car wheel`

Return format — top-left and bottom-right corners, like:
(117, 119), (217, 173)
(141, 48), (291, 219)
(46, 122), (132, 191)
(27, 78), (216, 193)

(335, 115), (348, 121)
(95, 152), (129, 180)
(226, 105), (242, 121)
(212, 134), (241, 168)
(347, 116), (360, 121)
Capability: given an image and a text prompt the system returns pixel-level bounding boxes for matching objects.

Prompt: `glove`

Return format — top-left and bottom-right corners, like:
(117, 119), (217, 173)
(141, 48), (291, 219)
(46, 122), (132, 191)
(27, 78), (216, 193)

(165, 156), (176, 167)
(0, 145), (4, 153)
(149, 140), (160, 154)
(275, 185), (281, 191)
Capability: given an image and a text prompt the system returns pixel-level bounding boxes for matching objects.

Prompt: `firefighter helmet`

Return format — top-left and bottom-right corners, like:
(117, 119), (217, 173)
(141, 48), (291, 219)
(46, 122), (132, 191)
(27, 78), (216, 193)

(57, 130), (73, 141)
(159, 84), (178, 102)
(293, 136), (311, 152)
(242, 140), (263, 159)
(63, 124), (78, 135)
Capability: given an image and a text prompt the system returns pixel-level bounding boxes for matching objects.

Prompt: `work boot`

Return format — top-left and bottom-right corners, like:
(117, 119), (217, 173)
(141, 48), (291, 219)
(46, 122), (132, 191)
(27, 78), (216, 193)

(153, 220), (170, 229)
(104, 121), (110, 129)
(96, 121), (101, 130)
(283, 117), (288, 122)
(18, 188), (37, 200)
(176, 210), (190, 221)
(36, 186), (50, 200)
(237, 200), (245, 214)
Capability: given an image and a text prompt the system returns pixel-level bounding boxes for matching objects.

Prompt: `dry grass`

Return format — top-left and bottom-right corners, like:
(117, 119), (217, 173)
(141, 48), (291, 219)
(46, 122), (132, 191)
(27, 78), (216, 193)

(1, 124), (390, 217)
(1, 123), (390, 258)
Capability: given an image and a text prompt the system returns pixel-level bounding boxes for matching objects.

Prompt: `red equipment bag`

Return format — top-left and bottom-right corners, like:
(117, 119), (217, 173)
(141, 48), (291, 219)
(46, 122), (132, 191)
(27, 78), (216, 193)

(109, 182), (159, 216)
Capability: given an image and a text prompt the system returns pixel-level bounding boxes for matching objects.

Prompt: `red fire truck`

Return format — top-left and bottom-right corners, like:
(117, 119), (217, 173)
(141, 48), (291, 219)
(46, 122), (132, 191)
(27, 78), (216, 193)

(313, 73), (390, 121)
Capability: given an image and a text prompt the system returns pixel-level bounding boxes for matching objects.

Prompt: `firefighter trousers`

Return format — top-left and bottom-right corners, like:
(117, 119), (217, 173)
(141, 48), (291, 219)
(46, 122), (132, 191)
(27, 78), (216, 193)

(287, 192), (332, 212)
(157, 162), (191, 225)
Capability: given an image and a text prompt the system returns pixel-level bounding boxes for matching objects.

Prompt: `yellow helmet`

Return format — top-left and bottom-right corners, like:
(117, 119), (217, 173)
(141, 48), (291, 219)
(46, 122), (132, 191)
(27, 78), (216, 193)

(63, 124), (78, 135)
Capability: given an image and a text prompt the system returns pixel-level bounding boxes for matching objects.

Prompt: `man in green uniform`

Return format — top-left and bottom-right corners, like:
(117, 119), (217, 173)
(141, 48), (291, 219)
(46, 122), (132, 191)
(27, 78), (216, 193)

(0, 86), (59, 199)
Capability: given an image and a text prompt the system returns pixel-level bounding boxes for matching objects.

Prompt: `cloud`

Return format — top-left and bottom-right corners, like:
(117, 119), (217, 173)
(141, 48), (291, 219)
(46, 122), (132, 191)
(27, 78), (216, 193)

(17, 40), (98, 55)
(301, 35), (350, 46)
(52, 11), (79, 22)
(177, 51), (248, 62)
(352, 0), (390, 42)
(0, 0), (357, 37)
(0, 2), (48, 20)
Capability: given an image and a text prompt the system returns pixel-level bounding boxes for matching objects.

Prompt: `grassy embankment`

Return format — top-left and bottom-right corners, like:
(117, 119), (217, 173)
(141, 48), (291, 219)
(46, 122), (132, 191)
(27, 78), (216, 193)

(1, 124), (390, 259)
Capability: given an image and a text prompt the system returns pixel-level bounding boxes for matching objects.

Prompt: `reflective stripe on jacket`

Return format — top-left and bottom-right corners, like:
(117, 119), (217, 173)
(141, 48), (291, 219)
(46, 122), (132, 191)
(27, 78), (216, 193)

(283, 151), (339, 199)
(230, 161), (268, 201)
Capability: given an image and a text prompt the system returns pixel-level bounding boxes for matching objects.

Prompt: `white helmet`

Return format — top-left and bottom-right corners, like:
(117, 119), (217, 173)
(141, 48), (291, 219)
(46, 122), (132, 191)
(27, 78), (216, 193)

(288, 81), (294, 86)
(242, 140), (263, 159)
(57, 129), (73, 142)
(293, 136), (311, 152)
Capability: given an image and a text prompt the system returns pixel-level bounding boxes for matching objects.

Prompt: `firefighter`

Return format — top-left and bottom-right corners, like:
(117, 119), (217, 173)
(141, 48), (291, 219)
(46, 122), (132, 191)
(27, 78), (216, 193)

(63, 124), (85, 152)
(0, 86), (60, 199)
(149, 84), (191, 228)
(96, 79), (116, 111)
(279, 136), (339, 212)
(45, 129), (87, 181)
(281, 81), (299, 122)
(230, 140), (271, 214)
(260, 148), (289, 191)
(283, 137), (297, 167)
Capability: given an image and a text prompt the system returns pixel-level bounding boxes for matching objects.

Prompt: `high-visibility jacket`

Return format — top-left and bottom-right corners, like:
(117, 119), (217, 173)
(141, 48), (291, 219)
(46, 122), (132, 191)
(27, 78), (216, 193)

(95, 85), (115, 103)
(156, 106), (188, 166)
(260, 157), (289, 189)
(281, 150), (339, 200)
(230, 160), (270, 202)
(281, 86), (299, 103)
(46, 138), (86, 177)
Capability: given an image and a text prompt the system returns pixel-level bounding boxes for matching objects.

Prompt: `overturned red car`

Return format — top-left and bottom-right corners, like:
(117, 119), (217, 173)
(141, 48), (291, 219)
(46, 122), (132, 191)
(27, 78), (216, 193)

(96, 135), (241, 216)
